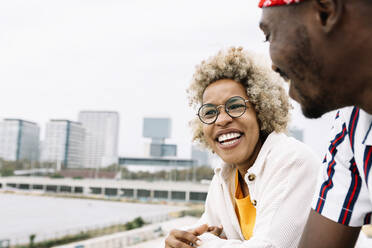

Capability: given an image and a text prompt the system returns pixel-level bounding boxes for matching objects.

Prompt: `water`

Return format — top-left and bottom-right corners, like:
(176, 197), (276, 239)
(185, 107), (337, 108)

(4, 193), (369, 247)
(0, 193), (186, 245)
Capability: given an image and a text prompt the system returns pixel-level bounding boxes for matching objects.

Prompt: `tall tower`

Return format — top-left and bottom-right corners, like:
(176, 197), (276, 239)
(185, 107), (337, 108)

(78, 111), (119, 168)
(42, 120), (85, 169)
(0, 119), (40, 162)
(143, 117), (176, 157)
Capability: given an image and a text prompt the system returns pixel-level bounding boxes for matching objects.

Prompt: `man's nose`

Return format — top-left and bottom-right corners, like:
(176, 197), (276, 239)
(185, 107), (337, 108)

(272, 64), (279, 73)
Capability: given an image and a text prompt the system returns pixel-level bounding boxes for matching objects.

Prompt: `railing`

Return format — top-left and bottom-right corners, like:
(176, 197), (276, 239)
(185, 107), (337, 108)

(7, 213), (172, 247)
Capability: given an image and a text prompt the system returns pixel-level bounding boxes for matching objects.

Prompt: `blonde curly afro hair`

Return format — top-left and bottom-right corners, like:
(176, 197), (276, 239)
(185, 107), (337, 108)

(188, 47), (291, 149)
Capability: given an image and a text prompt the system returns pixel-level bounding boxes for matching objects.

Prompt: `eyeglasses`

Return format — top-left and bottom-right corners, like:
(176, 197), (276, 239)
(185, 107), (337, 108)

(197, 96), (250, 124)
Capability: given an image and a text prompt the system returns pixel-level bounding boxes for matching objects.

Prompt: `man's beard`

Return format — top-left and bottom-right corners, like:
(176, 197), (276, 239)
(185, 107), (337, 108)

(297, 85), (329, 119)
(288, 26), (332, 119)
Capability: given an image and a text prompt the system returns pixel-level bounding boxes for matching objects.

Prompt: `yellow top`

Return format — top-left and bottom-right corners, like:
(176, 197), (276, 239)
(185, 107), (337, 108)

(234, 170), (256, 240)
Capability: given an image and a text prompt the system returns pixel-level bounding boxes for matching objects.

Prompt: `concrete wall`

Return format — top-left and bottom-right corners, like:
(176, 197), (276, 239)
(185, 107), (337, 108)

(0, 177), (208, 203)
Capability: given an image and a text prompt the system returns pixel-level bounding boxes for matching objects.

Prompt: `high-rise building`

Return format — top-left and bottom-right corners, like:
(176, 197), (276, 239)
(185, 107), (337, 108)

(143, 117), (177, 157)
(78, 111), (119, 168)
(42, 120), (85, 169)
(143, 117), (171, 142)
(0, 119), (40, 162)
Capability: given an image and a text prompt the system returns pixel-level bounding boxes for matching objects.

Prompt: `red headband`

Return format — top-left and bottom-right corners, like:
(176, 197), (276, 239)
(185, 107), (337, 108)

(259, 0), (305, 8)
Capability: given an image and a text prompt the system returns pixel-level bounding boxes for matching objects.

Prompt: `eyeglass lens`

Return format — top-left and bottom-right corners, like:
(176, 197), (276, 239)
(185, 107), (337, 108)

(198, 96), (247, 124)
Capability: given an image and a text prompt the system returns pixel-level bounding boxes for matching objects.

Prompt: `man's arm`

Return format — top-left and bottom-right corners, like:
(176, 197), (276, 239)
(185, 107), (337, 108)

(299, 209), (361, 248)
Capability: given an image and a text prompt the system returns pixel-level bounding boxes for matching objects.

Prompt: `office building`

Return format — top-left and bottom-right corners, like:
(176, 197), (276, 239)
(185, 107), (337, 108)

(149, 143), (177, 157)
(143, 117), (171, 142)
(42, 120), (85, 169)
(78, 111), (119, 168)
(143, 117), (177, 157)
(0, 119), (40, 162)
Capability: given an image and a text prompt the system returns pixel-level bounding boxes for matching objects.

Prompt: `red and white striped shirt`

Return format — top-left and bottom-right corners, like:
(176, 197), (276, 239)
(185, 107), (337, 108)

(312, 106), (372, 226)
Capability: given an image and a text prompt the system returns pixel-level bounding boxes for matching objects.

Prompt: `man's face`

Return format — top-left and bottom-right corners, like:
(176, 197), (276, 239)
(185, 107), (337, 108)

(259, 4), (339, 118)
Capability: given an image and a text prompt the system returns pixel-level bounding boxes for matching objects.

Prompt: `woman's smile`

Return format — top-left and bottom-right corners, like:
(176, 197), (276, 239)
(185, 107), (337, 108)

(202, 79), (261, 169)
(215, 130), (244, 149)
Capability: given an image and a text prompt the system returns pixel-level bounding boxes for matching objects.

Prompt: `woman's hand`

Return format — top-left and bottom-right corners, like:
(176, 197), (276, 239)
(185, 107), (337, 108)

(165, 224), (208, 248)
(207, 225), (225, 238)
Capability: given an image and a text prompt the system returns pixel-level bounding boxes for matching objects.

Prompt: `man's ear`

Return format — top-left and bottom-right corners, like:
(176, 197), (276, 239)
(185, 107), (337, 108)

(313, 0), (344, 33)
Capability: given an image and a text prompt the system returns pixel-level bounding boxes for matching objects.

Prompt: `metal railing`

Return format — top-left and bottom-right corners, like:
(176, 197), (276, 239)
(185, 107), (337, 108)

(7, 213), (172, 247)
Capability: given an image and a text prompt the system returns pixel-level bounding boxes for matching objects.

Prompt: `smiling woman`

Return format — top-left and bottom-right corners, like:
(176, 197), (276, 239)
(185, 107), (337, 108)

(164, 47), (321, 248)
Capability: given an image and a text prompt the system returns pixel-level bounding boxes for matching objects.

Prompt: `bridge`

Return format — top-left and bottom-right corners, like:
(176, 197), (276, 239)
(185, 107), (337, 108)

(0, 176), (209, 202)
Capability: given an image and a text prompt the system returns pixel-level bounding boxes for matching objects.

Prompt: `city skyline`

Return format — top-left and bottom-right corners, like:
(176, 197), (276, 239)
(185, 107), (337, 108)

(0, 0), (334, 160)
(0, 113), (208, 161)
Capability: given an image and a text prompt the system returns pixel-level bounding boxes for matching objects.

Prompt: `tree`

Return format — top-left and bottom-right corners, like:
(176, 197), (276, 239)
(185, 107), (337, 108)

(29, 234), (36, 248)
(132, 217), (145, 228)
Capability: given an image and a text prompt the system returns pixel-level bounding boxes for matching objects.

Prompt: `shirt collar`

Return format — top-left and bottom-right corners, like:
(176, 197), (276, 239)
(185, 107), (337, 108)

(363, 122), (372, 146)
(359, 109), (372, 146)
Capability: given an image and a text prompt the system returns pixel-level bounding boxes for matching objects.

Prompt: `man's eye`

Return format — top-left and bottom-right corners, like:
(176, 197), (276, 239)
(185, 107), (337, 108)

(263, 34), (270, 43)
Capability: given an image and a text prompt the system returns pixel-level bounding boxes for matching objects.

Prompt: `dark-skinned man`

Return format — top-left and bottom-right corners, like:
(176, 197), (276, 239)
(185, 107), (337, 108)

(258, 0), (372, 247)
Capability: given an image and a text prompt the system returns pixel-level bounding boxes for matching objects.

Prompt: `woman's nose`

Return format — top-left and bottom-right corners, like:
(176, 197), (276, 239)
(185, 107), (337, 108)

(215, 108), (233, 126)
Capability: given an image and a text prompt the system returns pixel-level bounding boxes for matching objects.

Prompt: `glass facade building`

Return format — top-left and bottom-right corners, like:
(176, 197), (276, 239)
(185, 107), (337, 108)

(143, 118), (171, 139)
(143, 117), (177, 157)
(0, 119), (40, 162)
(42, 120), (85, 168)
(78, 111), (119, 168)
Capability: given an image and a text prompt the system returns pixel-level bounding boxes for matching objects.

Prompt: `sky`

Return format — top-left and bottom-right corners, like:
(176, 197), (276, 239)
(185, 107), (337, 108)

(0, 0), (335, 159)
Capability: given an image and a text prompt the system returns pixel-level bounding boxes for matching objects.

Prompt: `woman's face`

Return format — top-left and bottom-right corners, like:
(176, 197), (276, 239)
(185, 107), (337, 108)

(202, 79), (261, 168)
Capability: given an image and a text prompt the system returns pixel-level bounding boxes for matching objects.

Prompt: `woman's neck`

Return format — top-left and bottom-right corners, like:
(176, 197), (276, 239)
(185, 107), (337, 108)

(236, 137), (263, 178)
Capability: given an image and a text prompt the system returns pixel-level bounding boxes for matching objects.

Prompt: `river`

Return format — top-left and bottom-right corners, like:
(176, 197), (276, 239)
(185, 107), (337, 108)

(0, 193), (186, 245)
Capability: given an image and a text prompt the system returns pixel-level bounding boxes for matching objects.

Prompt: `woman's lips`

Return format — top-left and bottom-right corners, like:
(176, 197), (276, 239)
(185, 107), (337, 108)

(216, 134), (243, 149)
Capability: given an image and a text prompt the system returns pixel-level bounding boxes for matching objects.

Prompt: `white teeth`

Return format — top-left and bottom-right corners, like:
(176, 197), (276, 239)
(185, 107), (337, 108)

(221, 139), (238, 146)
(218, 132), (241, 142)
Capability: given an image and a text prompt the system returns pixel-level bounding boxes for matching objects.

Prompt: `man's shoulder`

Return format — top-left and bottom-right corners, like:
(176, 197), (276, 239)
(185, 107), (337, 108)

(333, 106), (372, 143)
(333, 106), (372, 123)
(333, 106), (356, 122)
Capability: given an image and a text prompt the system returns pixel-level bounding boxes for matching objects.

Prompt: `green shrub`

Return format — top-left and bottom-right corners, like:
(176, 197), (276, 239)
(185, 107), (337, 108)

(132, 217), (145, 228)
(50, 174), (64, 178)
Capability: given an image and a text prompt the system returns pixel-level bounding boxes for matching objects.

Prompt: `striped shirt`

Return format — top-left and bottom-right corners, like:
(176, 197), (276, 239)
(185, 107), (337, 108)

(312, 106), (372, 226)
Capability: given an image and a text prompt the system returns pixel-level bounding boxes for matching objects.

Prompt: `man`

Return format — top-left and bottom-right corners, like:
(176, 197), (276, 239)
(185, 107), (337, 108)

(258, 0), (372, 247)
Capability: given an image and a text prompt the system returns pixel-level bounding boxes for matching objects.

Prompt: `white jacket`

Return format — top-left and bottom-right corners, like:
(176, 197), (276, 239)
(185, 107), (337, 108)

(195, 132), (320, 248)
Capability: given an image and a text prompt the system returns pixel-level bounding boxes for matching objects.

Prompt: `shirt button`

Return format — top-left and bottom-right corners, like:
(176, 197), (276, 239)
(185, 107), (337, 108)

(248, 174), (256, 181)
(252, 200), (257, 206)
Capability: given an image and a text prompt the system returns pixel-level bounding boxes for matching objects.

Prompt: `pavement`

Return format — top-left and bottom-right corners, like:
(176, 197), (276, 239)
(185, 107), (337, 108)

(128, 216), (198, 248)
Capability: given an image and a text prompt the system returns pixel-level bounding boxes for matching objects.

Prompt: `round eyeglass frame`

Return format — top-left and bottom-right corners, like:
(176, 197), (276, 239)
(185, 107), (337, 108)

(197, 96), (250, 125)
